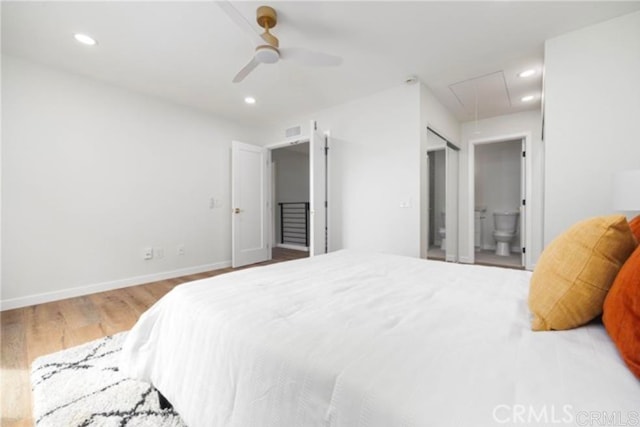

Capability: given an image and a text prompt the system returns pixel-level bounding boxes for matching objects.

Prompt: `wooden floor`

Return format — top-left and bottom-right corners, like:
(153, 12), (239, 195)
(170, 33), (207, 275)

(0, 248), (308, 427)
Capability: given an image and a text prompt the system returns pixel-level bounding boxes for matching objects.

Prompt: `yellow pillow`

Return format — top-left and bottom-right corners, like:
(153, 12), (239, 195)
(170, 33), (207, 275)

(529, 215), (637, 331)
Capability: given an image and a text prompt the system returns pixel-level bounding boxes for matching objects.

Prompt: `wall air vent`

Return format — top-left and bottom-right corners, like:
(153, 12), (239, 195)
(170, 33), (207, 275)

(285, 125), (302, 138)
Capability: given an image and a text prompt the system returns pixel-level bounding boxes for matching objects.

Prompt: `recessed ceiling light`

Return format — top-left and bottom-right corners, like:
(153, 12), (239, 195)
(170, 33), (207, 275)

(244, 97), (256, 105)
(521, 95), (535, 102)
(74, 33), (97, 46)
(518, 69), (536, 78)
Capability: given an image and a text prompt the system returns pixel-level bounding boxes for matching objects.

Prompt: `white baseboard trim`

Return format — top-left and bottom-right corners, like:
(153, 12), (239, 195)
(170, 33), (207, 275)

(458, 256), (473, 264)
(276, 244), (309, 252)
(0, 261), (231, 311)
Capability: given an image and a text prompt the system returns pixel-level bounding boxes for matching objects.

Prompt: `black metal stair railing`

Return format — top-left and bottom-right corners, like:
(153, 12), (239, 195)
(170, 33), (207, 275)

(279, 202), (309, 247)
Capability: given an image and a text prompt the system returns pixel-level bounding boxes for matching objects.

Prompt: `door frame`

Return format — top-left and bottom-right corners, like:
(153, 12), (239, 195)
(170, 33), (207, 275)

(266, 138), (310, 254)
(324, 131), (331, 253)
(467, 132), (533, 270)
(265, 125), (329, 256)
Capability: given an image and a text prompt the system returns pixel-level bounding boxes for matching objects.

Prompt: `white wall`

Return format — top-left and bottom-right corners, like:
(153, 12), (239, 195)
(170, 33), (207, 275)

(475, 140), (522, 250)
(420, 83), (461, 146)
(269, 84), (423, 257)
(1, 55), (264, 309)
(544, 10), (640, 243)
(460, 110), (544, 267)
(272, 146), (309, 204)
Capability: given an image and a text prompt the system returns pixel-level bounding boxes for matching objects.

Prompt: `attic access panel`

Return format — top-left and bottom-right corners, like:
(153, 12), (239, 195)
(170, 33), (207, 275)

(449, 71), (511, 120)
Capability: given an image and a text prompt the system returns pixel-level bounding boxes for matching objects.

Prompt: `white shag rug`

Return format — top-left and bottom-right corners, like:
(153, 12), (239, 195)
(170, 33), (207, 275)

(31, 332), (187, 427)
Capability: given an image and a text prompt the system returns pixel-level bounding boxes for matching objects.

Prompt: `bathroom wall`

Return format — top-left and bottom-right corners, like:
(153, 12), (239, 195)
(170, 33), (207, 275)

(474, 140), (522, 251)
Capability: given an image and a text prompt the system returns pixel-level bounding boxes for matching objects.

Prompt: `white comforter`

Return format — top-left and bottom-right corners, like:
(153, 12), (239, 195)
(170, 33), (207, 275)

(121, 250), (640, 427)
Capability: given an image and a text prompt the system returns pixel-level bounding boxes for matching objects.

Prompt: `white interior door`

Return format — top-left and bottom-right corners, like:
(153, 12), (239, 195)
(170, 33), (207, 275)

(309, 120), (327, 257)
(231, 141), (270, 268)
(520, 138), (527, 267)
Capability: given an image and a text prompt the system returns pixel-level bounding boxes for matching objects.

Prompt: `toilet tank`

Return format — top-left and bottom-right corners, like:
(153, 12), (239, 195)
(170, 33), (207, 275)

(493, 211), (519, 232)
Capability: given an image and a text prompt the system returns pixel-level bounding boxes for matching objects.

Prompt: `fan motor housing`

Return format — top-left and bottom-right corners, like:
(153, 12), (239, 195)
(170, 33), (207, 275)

(255, 45), (279, 64)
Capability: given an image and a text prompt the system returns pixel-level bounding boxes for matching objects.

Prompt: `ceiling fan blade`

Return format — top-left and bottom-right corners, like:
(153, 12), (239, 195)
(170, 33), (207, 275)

(233, 57), (260, 83)
(279, 47), (343, 67)
(217, 1), (269, 46)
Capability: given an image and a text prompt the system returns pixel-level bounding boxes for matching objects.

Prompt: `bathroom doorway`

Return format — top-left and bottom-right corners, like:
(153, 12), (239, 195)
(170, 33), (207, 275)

(471, 137), (528, 269)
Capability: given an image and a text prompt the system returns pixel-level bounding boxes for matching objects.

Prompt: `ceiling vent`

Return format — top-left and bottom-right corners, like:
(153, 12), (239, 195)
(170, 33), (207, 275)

(285, 125), (302, 138)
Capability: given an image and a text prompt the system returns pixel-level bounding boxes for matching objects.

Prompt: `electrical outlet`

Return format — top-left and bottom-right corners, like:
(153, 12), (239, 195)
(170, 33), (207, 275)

(155, 247), (164, 259)
(143, 247), (153, 260)
(177, 244), (185, 256)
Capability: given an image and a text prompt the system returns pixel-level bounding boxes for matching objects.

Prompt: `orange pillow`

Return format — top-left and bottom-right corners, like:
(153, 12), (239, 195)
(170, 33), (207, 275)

(603, 245), (640, 378)
(629, 215), (640, 242)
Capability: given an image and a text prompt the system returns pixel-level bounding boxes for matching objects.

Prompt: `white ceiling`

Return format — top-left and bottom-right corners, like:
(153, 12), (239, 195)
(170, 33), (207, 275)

(3, 1), (640, 125)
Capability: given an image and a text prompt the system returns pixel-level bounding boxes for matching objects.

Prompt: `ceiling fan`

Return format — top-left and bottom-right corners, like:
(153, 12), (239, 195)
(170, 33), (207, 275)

(218, 1), (343, 83)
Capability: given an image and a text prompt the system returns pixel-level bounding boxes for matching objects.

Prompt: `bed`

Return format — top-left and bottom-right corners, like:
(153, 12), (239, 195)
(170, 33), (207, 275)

(120, 250), (640, 427)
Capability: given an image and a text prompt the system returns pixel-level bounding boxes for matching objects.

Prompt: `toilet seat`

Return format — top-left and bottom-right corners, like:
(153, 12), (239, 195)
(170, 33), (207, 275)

(493, 231), (515, 239)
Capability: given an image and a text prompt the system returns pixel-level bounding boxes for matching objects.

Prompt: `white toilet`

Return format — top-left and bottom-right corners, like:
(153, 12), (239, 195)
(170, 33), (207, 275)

(438, 211), (446, 250)
(493, 211), (519, 256)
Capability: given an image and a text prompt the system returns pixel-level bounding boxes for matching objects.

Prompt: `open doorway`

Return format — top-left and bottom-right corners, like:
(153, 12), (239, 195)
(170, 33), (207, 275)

(427, 148), (446, 260)
(271, 142), (310, 253)
(472, 138), (525, 269)
(231, 121), (327, 267)
(424, 128), (460, 263)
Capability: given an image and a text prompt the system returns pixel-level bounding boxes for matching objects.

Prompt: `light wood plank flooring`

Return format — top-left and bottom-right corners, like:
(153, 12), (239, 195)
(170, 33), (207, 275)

(0, 248), (307, 426)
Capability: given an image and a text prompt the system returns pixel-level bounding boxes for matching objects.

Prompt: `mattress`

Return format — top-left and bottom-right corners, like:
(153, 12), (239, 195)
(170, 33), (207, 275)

(120, 250), (640, 427)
